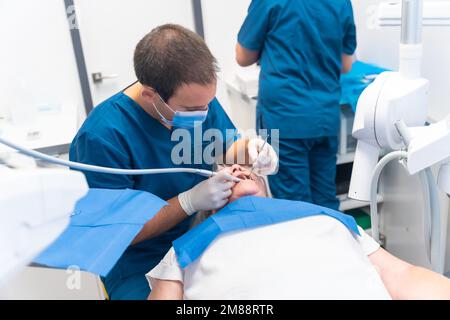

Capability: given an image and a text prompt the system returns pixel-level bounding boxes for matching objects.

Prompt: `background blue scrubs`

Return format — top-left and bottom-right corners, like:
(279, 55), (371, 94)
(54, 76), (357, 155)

(70, 91), (236, 300)
(238, 0), (357, 210)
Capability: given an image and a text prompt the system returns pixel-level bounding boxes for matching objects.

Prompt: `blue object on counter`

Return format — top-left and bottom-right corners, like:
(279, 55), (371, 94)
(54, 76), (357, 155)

(173, 196), (360, 268)
(340, 61), (390, 112)
(34, 188), (167, 277)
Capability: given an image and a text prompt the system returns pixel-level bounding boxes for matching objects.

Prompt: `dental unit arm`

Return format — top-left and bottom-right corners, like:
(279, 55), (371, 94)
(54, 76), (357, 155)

(0, 136), (221, 179)
(348, 0), (449, 273)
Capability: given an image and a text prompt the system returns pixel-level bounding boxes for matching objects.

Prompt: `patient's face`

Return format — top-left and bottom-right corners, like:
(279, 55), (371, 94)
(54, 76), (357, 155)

(203, 165), (267, 218)
(228, 164), (267, 203)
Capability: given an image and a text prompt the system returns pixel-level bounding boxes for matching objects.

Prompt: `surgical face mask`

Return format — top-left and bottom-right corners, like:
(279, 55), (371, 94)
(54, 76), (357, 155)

(153, 95), (208, 129)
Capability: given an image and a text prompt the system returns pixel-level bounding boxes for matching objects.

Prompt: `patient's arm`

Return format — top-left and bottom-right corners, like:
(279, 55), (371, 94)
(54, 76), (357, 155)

(148, 279), (183, 300)
(369, 247), (450, 299)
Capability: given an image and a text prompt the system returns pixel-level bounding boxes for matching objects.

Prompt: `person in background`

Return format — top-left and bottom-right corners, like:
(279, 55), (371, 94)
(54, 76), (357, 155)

(236, 0), (357, 210)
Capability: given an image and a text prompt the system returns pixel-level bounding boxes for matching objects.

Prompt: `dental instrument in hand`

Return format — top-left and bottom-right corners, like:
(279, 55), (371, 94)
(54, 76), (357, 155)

(249, 136), (268, 175)
(0, 136), (241, 181)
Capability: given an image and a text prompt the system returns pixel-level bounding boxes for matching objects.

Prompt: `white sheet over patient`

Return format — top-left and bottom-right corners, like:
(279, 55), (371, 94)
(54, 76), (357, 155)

(147, 215), (391, 300)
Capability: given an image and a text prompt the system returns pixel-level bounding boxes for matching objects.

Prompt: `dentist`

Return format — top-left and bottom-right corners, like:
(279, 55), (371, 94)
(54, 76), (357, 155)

(70, 24), (278, 300)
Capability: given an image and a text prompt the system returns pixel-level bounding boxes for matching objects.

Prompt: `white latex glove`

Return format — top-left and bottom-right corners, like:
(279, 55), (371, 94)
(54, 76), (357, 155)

(178, 168), (240, 215)
(248, 137), (279, 175)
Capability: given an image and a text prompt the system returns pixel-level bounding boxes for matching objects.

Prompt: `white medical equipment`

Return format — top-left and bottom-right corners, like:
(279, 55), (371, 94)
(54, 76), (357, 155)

(374, 0), (450, 27)
(0, 168), (88, 287)
(348, 0), (450, 273)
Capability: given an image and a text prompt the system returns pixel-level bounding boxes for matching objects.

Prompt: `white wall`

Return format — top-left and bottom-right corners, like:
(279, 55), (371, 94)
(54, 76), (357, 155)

(0, 0), (84, 132)
(352, 0), (450, 121)
(201, 0), (252, 115)
(202, 0), (251, 84)
(75, 0), (196, 106)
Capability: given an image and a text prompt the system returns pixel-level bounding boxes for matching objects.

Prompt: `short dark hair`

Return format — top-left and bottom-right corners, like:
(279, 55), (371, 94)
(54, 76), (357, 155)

(134, 24), (219, 101)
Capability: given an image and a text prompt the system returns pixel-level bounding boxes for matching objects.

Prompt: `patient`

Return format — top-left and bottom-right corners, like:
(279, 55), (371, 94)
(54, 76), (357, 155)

(146, 165), (450, 300)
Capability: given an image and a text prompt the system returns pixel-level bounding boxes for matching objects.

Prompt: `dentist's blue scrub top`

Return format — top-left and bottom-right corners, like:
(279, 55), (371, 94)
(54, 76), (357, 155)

(69, 91), (237, 300)
(238, 0), (357, 139)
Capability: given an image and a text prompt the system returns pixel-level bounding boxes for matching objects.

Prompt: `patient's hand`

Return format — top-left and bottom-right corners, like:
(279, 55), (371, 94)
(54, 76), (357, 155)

(369, 247), (450, 299)
(148, 278), (183, 300)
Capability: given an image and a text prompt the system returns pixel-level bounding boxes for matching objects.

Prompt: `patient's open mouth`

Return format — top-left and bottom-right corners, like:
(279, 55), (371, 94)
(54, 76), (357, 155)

(233, 170), (257, 181)
(228, 165), (265, 202)
(230, 165), (258, 182)
(235, 172), (250, 180)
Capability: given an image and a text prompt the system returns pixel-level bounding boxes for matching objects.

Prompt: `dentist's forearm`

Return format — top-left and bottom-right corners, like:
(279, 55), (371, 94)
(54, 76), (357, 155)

(131, 196), (188, 245)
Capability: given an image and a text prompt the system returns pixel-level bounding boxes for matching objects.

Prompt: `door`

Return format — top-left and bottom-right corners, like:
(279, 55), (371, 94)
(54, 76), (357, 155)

(74, 0), (196, 107)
